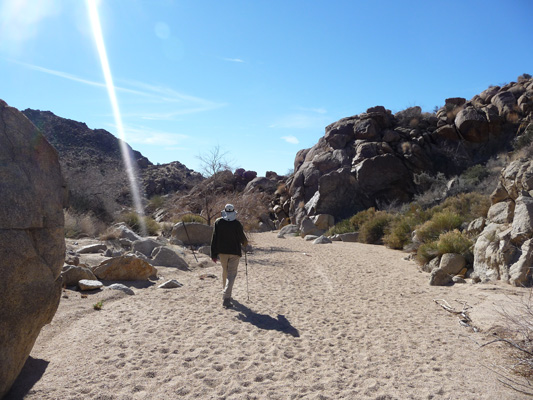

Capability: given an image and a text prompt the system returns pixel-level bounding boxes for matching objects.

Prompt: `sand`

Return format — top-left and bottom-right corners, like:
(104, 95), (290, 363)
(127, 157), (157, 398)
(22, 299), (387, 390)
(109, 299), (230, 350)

(6, 231), (532, 399)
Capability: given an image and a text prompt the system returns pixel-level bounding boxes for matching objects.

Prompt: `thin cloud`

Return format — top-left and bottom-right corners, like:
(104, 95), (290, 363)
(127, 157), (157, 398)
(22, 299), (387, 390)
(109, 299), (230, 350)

(10, 60), (226, 117)
(223, 58), (245, 63)
(108, 123), (189, 146)
(282, 135), (299, 144)
(270, 113), (329, 130)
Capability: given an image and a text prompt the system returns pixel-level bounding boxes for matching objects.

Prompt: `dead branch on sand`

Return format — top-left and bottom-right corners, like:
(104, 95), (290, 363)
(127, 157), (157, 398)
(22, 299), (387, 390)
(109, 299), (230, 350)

(433, 298), (479, 332)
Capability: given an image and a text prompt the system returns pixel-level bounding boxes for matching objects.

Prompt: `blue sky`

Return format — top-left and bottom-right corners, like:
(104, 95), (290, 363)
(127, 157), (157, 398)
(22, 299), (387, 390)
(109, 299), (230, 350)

(1, 0), (532, 176)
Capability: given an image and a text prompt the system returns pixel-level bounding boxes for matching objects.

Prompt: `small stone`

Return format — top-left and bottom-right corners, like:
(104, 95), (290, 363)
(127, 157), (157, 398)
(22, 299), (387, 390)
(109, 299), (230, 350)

(78, 279), (103, 291)
(158, 279), (183, 289)
(107, 283), (135, 295)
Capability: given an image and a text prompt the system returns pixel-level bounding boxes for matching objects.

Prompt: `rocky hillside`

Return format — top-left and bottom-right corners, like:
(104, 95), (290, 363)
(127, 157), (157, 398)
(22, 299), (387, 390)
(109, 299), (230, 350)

(22, 109), (203, 219)
(283, 74), (533, 226)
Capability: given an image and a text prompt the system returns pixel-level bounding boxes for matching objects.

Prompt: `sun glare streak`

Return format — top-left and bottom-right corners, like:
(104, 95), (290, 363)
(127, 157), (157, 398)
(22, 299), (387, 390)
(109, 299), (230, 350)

(86, 0), (146, 235)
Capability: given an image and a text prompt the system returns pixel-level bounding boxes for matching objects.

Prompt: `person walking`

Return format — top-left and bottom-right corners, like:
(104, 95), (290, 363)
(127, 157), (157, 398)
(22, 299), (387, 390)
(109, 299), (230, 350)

(210, 204), (248, 308)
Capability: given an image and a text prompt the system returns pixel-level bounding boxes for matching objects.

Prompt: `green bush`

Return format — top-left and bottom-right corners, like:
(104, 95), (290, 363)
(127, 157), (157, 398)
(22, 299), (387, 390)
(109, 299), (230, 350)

(178, 214), (208, 224)
(326, 218), (354, 236)
(148, 195), (165, 210)
(383, 216), (416, 249)
(119, 212), (160, 236)
(359, 211), (394, 244)
(416, 211), (463, 243)
(436, 229), (473, 262)
(437, 192), (490, 220)
(350, 208), (376, 230)
(416, 241), (439, 265)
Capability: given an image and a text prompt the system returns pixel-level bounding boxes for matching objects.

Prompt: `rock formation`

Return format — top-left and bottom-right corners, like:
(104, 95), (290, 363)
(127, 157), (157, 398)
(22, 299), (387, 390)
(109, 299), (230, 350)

(285, 76), (533, 227)
(473, 157), (533, 285)
(0, 100), (67, 397)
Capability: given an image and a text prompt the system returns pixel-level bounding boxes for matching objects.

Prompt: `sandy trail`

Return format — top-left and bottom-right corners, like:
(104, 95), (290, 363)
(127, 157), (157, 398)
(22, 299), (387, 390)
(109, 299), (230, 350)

(6, 232), (531, 399)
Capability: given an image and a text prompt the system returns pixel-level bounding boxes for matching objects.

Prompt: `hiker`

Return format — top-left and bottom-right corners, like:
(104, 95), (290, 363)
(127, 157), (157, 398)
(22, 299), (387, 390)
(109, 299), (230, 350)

(210, 204), (248, 308)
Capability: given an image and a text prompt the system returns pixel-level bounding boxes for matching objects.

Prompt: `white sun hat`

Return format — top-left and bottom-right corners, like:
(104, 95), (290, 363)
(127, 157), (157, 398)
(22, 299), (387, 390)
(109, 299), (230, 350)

(221, 203), (237, 221)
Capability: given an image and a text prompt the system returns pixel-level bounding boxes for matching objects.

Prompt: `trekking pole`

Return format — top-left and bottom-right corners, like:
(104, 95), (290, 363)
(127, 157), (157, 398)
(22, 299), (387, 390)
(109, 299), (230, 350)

(182, 221), (198, 262)
(244, 250), (249, 301)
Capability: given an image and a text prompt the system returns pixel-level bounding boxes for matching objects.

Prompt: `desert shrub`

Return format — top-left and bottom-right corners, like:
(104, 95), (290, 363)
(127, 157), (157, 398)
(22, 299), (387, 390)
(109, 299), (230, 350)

(349, 208), (376, 230)
(413, 172), (448, 208)
(119, 212), (160, 236)
(144, 217), (160, 236)
(384, 215), (417, 249)
(436, 229), (473, 262)
(460, 164), (490, 186)
(64, 210), (107, 238)
(326, 218), (355, 236)
(416, 241), (439, 265)
(437, 192), (491, 221)
(416, 211), (463, 243)
(358, 211), (394, 244)
(178, 214), (208, 224)
(148, 195), (165, 210)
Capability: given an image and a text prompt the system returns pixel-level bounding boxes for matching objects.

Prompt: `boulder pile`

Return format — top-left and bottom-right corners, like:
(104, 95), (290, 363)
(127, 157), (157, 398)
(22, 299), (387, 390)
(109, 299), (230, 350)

(282, 75), (533, 232)
(473, 157), (533, 286)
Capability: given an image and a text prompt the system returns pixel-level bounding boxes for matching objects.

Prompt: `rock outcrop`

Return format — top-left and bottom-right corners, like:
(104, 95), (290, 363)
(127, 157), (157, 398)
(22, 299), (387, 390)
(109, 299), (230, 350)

(286, 76), (533, 227)
(0, 100), (67, 398)
(473, 157), (533, 286)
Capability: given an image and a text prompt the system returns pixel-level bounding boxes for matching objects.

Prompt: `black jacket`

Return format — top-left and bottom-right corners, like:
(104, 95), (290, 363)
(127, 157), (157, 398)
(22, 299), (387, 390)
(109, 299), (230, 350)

(210, 218), (247, 259)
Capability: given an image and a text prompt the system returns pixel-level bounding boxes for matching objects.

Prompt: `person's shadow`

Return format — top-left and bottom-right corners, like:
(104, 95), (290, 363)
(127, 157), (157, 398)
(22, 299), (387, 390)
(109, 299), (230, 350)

(232, 300), (300, 338)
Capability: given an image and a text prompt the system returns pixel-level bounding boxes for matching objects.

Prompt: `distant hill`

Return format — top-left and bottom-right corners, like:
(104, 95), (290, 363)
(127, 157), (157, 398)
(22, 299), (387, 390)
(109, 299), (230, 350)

(22, 109), (203, 220)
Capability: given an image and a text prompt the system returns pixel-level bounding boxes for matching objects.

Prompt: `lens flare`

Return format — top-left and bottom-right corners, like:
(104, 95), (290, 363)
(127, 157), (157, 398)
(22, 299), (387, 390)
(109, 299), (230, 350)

(86, 0), (146, 235)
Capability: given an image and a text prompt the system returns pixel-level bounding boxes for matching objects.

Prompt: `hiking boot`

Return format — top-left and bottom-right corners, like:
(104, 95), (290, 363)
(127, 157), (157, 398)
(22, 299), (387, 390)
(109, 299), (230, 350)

(222, 298), (233, 308)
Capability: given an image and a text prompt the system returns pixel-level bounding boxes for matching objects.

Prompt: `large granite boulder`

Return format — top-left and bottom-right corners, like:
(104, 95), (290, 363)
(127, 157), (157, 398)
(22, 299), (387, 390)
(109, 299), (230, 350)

(0, 100), (66, 398)
(93, 255), (157, 281)
(171, 222), (214, 246)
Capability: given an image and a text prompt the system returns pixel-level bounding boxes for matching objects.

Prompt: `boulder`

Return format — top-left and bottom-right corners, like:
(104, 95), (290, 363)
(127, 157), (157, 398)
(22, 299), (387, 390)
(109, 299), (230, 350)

(310, 214), (334, 230)
(305, 235), (320, 241)
(61, 265), (97, 287)
(454, 107), (489, 143)
(0, 100), (66, 398)
(300, 217), (325, 238)
(93, 255), (157, 281)
(439, 253), (466, 275)
(78, 243), (107, 254)
(429, 254), (466, 286)
(487, 200), (515, 224)
(112, 223), (142, 241)
(78, 279), (103, 291)
(244, 176), (278, 194)
(491, 91), (517, 115)
(339, 232), (359, 242)
(509, 239), (533, 286)
(151, 246), (189, 270)
(313, 235), (332, 244)
(171, 222), (213, 246)
(510, 194), (533, 244)
(473, 224), (519, 282)
(107, 283), (135, 295)
(132, 238), (162, 257)
(279, 224), (299, 236)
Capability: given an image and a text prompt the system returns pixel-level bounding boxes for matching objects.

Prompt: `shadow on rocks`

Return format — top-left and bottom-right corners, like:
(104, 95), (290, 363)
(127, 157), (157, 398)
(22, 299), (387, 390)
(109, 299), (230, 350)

(5, 357), (49, 400)
(232, 300), (300, 337)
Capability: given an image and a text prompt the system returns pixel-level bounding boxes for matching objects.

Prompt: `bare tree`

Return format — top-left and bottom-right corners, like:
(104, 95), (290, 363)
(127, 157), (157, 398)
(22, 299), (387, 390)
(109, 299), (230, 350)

(196, 145), (233, 225)
(196, 145), (232, 178)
